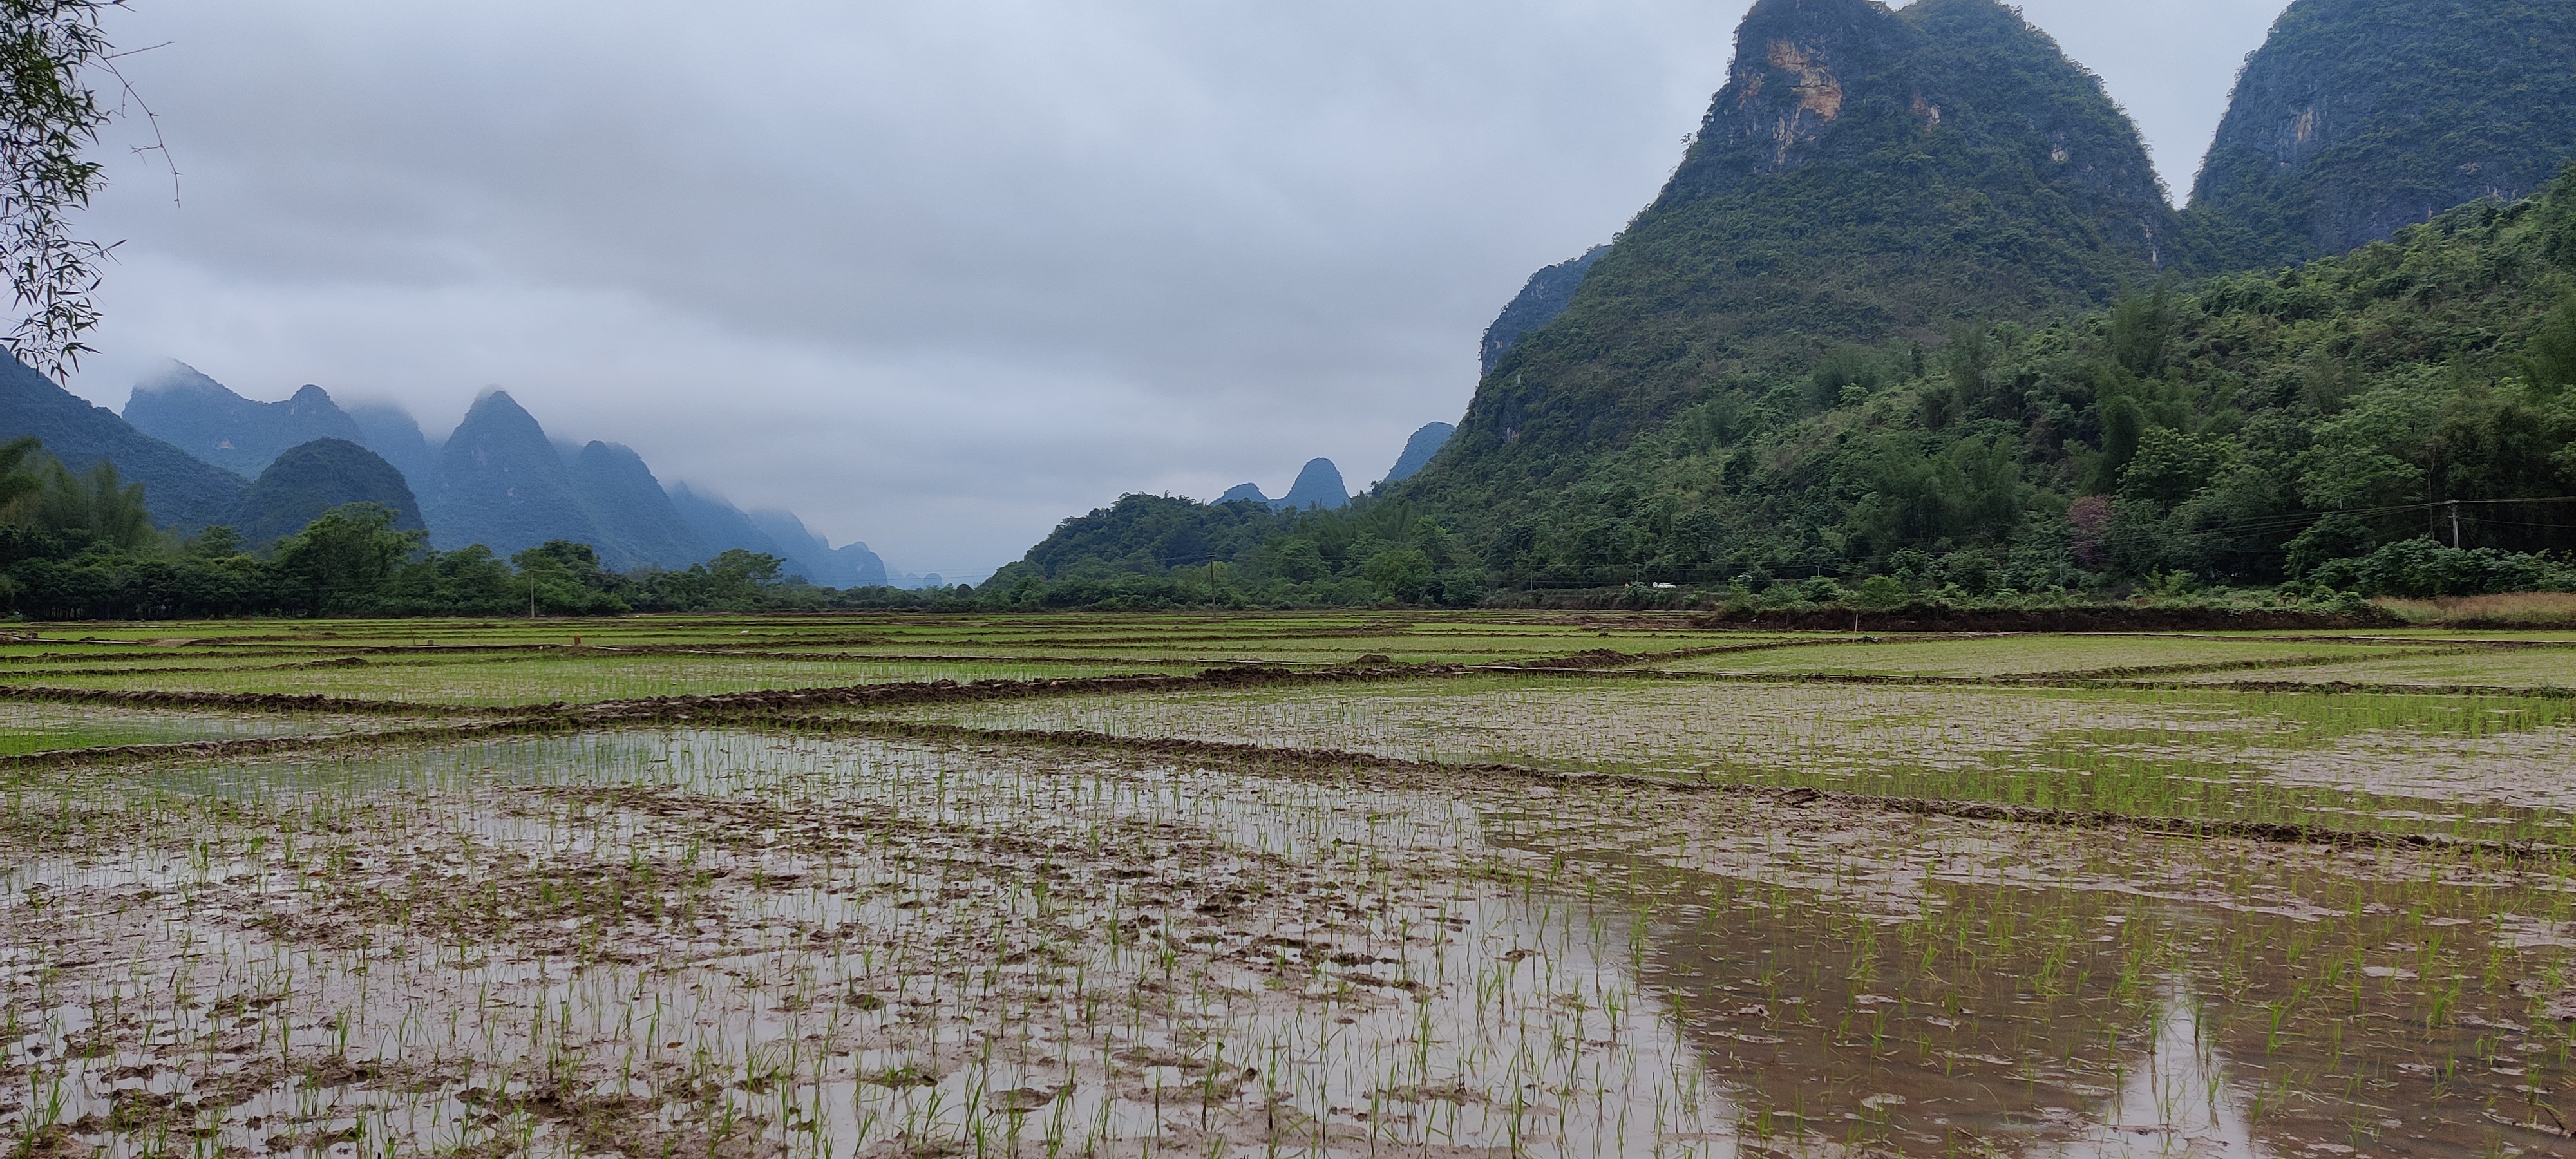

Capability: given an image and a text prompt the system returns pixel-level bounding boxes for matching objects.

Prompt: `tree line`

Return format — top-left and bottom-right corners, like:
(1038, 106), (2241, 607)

(0, 437), (844, 619)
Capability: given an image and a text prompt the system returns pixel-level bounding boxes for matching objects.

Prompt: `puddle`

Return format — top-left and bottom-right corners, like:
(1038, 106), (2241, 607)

(3, 731), (2571, 1157)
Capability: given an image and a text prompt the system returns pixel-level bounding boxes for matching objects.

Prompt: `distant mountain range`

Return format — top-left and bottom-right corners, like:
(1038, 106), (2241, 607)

(1219, 458), (1349, 511)
(125, 363), (366, 476)
(1213, 424), (1457, 513)
(1, 357), (890, 584)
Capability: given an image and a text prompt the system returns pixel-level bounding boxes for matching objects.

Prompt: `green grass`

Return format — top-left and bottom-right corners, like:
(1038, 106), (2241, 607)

(1654, 635), (2428, 677)
(2171, 647), (2576, 689)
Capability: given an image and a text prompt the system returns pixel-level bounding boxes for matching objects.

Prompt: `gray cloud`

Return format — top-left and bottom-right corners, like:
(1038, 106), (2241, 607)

(62, 0), (2286, 576)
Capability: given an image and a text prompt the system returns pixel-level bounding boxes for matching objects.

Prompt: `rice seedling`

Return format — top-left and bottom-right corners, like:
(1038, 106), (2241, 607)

(7, 613), (2576, 1156)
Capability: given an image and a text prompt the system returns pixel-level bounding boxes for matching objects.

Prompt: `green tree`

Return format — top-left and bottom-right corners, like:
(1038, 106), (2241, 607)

(183, 525), (242, 558)
(1362, 549), (1434, 603)
(270, 502), (424, 616)
(0, 1), (137, 377)
(0, 434), (39, 515)
(32, 457), (149, 548)
(510, 540), (627, 615)
(2528, 292), (2576, 395)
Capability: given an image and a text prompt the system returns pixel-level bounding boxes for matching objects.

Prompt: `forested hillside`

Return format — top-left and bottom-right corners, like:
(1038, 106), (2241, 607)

(985, 167), (2576, 608)
(1407, 0), (2175, 536)
(2188, 0), (2576, 269)
(1460, 169), (2576, 592)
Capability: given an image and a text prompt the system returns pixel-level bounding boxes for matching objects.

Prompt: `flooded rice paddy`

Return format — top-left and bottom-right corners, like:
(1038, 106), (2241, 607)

(8, 613), (2576, 1158)
(867, 677), (2576, 840)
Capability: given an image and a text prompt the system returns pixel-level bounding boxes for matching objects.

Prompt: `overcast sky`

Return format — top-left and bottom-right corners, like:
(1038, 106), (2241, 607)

(61, 0), (2291, 578)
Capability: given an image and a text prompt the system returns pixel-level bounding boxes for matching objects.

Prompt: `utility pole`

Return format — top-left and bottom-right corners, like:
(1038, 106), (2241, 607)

(529, 573), (537, 619)
(2450, 500), (2463, 549)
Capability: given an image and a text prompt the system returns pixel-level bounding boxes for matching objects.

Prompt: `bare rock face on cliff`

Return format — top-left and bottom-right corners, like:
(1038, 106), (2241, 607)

(1408, 0), (2174, 528)
(2186, 0), (2576, 269)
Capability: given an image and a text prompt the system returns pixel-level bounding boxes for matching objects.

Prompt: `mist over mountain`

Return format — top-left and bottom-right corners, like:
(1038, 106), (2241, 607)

(568, 441), (710, 570)
(668, 482), (788, 559)
(1479, 248), (1604, 377)
(345, 401), (439, 491)
(234, 438), (423, 546)
(2187, 0), (2576, 269)
(120, 363), (367, 476)
(0, 357), (245, 531)
(422, 391), (607, 560)
(746, 509), (889, 588)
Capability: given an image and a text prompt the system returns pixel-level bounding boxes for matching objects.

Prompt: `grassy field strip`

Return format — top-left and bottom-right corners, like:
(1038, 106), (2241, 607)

(1464, 663), (2576, 703)
(0, 638), (1761, 711)
(770, 715), (2576, 858)
(0, 664), (1506, 765)
(1655, 635), (2429, 677)
(22, 699), (2571, 861)
(2166, 648), (2576, 689)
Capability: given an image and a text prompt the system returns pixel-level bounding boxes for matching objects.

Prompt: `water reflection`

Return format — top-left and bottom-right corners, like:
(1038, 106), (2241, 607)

(1502, 820), (2571, 1158)
(2041, 988), (2254, 1159)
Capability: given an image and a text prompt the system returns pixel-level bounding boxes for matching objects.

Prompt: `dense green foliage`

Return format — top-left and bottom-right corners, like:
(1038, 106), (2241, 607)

(969, 494), (1484, 610)
(1392, 167), (2576, 598)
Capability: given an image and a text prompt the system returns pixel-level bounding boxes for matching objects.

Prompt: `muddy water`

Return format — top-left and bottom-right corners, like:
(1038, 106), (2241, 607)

(1489, 802), (2576, 1158)
(4, 730), (2573, 1158)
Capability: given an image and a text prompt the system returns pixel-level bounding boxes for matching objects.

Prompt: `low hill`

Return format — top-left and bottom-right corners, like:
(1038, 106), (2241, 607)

(233, 439), (424, 545)
(1008, 494), (1296, 579)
